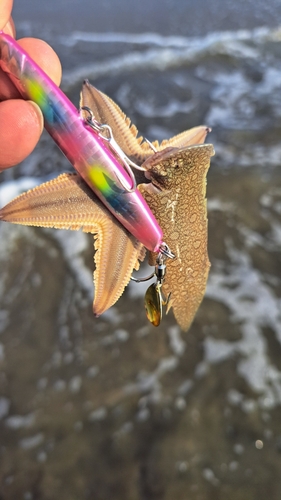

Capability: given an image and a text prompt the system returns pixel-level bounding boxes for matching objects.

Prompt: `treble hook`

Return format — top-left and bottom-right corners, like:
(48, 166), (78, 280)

(131, 240), (174, 283)
(144, 138), (158, 153)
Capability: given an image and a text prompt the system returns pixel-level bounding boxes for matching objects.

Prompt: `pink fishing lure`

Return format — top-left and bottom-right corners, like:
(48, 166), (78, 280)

(0, 32), (164, 253)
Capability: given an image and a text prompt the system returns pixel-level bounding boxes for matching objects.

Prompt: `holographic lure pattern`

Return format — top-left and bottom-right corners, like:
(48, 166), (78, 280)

(0, 32), (163, 252)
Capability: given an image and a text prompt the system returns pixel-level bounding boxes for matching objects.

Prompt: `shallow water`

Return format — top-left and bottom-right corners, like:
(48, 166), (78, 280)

(1, 2), (281, 499)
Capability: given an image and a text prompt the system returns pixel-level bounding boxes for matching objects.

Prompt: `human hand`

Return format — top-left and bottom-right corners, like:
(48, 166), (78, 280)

(0, 0), (62, 169)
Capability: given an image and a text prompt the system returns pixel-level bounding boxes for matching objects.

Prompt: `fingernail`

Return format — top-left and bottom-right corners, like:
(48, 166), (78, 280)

(27, 101), (44, 133)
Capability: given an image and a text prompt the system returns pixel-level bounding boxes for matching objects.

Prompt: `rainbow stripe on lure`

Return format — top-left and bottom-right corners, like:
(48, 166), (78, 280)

(0, 32), (163, 253)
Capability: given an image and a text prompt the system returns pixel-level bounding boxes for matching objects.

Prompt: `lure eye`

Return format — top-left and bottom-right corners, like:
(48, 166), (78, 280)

(144, 283), (162, 327)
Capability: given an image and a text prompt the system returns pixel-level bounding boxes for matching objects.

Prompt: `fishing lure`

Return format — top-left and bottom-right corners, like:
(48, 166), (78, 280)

(0, 82), (214, 329)
(0, 31), (173, 257)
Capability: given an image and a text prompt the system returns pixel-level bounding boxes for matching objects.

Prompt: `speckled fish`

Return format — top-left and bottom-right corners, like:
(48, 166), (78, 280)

(139, 144), (214, 331)
(0, 31), (164, 254)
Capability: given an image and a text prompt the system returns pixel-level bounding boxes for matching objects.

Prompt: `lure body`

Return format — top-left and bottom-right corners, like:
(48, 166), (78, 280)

(0, 32), (163, 252)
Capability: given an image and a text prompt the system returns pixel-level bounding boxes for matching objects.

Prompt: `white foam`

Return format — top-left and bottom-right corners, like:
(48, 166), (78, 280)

(134, 97), (195, 118)
(51, 229), (94, 300)
(60, 26), (280, 50)
(62, 25), (281, 88)
(0, 177), (41, 207)
(124, 356), (179, 401)
(205, 242), (281, 407)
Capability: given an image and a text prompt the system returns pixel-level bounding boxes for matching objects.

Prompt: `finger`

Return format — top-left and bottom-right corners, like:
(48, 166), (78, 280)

(0, 0), (13, 30)
(18, 38), (62, 86)
(0, 37), (62, 99)
(3, 17), (16, 37)
(0, 69), (21, 99)
(0, 99), (44, 169)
